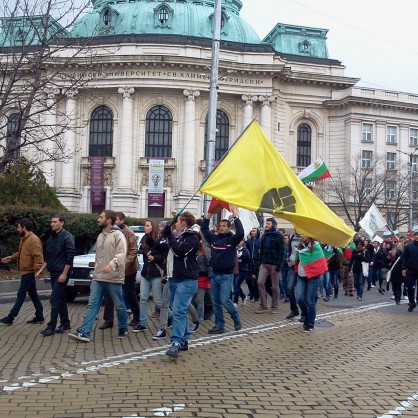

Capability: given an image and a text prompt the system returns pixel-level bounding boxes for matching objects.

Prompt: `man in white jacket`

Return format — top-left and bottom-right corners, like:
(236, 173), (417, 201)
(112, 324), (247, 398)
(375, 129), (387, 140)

(69, 210), (127, 342)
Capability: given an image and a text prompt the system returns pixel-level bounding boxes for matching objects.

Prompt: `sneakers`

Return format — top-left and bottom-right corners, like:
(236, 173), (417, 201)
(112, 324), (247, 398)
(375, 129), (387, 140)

(152, 329), (167, 340)
(357, 296), (362, 301)
(299, 315), (305, 323)
(408, 303), (416, 312)
(190, 321), (200, 333)
(132, 325), (148, 333)
(233, 303), (238, 308)
(128, 319), (139, 327)
(99, 320), (113, 330)
(323, 297), (329, 302)
(0, 316), (13, 326)
(26, 317), (44, 324)
(118, 329), (128, 339)
(234, 321), (242, 331)
(270, 309), (279, 314)
(40, 327), (55, 336)
(286, 311), (299, 319)
(303, 324), (315, 333)
(166, 343), (180, 359)
(208, 326), (225, 334)
(179, 341), (189, 352)
(68, 332), (90, 342)
(55, 324), (71, 333)
(255, 308), (268, 314)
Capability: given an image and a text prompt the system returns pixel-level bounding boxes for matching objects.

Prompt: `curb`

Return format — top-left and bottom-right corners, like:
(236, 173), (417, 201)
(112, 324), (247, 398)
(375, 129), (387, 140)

(0, 280), (51, 304)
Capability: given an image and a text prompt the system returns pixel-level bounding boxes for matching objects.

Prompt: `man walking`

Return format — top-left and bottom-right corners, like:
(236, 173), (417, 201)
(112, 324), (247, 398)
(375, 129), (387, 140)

(0, 218), (44, 325)
(99, 211), (140, 329)
(36, 214), (76, 336)
(201, 207), (244, 334)
(256, 217), (285, 314)
(68, 210), (127, 342)
(402, 230), (418, 312)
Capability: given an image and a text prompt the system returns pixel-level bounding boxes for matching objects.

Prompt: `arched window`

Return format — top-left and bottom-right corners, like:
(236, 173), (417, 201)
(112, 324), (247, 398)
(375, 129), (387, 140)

(297, 123), (311, 167)
(89, 106), (113, 157)
(145, 106), (173, 158)
(158, 7), (169, 24)
(205, 110), (230, 162)
(6, 113), (21, 159)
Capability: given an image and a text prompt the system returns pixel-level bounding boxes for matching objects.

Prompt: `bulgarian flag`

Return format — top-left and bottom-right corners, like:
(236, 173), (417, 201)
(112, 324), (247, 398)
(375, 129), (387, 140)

(298, 157), (331, 184)
(296, 242), (328, 279)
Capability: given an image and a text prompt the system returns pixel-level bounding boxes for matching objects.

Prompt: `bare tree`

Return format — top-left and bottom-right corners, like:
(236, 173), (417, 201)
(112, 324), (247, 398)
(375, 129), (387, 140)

(328, 152), (409, 231)
(0, 0), (95, 175)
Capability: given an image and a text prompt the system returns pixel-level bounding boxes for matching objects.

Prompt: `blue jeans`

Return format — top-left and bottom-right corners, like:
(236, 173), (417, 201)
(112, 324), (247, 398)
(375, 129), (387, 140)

(139, 276), (162, 327)
(10, 273), (43, 319)
(329, 269), (340, 297)
(322, 271), (331, 299)
(296, 276), (320, 326)
(211, 273), (240, 328)
(233, 272), (247, 304)
(280, 266), (290, 298)
(286, 269), (298, 313)
(353, 271), (365, 298)
(81, 280), (127, 337)
(169, 278), (198, 345)
(48, 272), (70, 328)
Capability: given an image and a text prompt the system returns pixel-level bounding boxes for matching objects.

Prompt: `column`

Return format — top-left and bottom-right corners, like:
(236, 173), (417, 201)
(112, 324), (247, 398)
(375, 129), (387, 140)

(61, 89), (78, 190)
(181, 89), (200, 192)
(241, 94), (258, 130)
(117, 87), (135, 191)
(43, 86), (60, 187)
(259, 94), (276, 137)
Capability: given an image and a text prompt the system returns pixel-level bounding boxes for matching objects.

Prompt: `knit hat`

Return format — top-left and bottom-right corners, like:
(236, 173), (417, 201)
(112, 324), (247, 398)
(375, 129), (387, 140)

(159, 221), (168, 228)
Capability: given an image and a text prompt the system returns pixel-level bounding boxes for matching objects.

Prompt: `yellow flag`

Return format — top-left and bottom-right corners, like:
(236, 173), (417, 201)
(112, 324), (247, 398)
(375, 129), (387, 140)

(199, 120), (355, 247)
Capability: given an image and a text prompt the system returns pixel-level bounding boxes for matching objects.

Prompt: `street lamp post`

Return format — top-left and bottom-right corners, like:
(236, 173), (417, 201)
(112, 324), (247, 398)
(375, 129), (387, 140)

(397, 148), (418, 232)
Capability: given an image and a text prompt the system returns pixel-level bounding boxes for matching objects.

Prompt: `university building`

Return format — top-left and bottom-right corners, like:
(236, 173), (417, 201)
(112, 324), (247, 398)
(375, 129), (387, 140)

(2, 0), (418, 229)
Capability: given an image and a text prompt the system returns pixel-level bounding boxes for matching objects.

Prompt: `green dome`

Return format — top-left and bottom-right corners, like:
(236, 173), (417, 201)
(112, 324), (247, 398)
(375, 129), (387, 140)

(71, 0), (260, 44)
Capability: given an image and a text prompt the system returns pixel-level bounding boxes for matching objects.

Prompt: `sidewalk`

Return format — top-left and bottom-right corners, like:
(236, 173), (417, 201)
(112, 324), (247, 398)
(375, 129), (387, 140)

(0, 279), (51, 303)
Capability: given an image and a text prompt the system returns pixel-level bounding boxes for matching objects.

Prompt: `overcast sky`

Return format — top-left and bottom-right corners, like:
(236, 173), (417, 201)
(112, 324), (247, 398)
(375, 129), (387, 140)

(240, 0), (418, 95)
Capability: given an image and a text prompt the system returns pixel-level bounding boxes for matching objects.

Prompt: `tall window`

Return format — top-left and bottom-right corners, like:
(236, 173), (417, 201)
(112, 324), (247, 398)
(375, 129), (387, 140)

(296, 123), (311, 167)
(386, 126), (397, 144)
(410, 128), (418, 146)
(412, 155), (418, 174)
(363, 178), (372, 198)
(362, 123), (373, 142)
(89, 106), (113, 157)
(145, 106), (173, 158)
(6, 113), (21, 159)
(204, 110), (230, 162)
(158, 7), (169, 24)
(361, 150), (373, 169)
(386, 180), (396, 199)
(386, 152), (396, 170)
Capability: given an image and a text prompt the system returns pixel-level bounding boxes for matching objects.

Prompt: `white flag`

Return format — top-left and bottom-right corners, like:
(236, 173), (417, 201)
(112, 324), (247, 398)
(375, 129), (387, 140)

(359, 204), (387, 238)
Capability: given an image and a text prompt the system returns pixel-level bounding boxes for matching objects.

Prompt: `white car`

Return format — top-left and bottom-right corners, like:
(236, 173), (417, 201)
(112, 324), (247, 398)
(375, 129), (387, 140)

(62, 226), (144, 302)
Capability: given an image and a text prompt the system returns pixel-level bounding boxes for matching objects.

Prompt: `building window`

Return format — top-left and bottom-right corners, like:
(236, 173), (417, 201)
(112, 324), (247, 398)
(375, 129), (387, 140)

(296, 123), (311, 167)
(386, 126), (397, 144)
(145, 106), (173, 158)
(89, 106), (113, 157)
(158, 7), (169, 24)
(412, 155), (418, 174)
(410, 128), (418, 146)
(413, 182), (418, 200)
(362, 123), (373, 142)
(386, 152), (396, 170)
(363, 178), (372, 198)
(103, 9), (112, 26)
(6, 113), (21, 159)
(361, 150), (373, 169)
(386, 180), (396, 200)
(204, 110), (230, 162)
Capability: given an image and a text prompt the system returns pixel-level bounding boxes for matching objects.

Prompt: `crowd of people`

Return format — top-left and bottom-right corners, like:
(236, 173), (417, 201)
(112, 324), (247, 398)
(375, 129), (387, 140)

(1, 209), (418, 360)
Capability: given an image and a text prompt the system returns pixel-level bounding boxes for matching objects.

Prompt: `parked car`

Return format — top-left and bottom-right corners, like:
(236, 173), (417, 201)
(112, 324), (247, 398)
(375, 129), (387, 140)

(46, 226), (145, 302)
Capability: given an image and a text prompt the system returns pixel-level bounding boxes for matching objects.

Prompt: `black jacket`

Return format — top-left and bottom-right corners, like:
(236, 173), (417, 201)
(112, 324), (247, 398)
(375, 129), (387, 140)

(141, 234), (169, 279)
(348, 248), (370, 273)
(45, 229), (76, 273)
(402, 241), (418, 272)
(168, 229), (199, 280)
(259, 229), (285, 269)
(202, 218), (244, 274)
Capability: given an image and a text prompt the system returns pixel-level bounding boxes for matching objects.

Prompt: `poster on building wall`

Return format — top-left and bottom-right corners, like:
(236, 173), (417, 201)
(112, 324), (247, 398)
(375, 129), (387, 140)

(148, 159), (164, 193)
(90, 156), (105, 206)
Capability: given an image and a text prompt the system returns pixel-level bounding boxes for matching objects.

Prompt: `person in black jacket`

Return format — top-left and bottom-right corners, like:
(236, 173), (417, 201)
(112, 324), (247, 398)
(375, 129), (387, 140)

(202, 206), (244, 334)
(164, 211), (201, 359)
(35, 214), (76, 336)
(348, 240), (370, 301)
(402, 231), (418, 312)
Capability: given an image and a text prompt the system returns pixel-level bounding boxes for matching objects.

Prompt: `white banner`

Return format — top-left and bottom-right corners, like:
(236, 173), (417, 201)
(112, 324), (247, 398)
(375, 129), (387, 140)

(148, 159), (164, 193)
(226, 208), (260, 237)
(359, 203), (387, 238)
